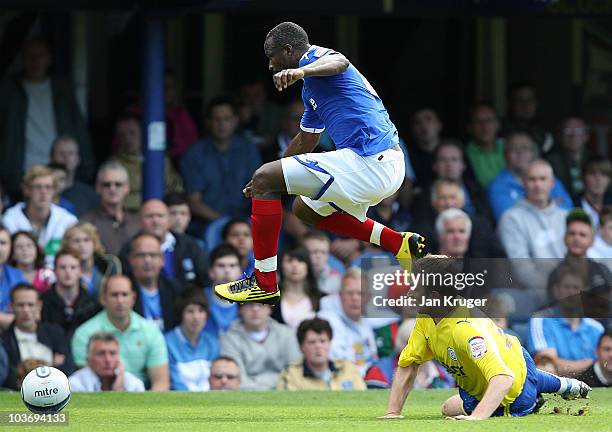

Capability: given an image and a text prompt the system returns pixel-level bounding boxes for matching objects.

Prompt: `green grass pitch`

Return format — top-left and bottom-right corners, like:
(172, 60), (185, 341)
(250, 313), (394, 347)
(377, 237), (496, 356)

(1, 388), (610, 431)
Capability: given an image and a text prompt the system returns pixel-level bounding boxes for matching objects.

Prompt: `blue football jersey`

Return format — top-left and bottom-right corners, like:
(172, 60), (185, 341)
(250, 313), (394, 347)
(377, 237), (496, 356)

(299, 45), (398, 156)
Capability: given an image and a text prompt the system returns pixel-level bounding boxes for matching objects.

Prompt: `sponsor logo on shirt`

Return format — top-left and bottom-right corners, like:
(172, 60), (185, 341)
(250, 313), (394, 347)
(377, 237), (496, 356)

(468, 336), (487, 359)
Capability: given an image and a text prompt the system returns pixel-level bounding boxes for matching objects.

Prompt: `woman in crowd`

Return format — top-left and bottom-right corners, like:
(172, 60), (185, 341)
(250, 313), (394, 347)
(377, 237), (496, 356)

(272, 247), (320, 330)
(61, 222), (121, 297)
(10, 231), (54, 293)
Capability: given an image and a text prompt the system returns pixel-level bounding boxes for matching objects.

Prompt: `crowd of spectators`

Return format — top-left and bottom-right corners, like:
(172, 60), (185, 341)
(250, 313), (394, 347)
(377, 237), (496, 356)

(0, 38), (610, 393)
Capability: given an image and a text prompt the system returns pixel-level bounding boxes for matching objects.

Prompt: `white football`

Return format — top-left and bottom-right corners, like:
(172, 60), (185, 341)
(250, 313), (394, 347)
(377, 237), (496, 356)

(21, 366), (71, 414)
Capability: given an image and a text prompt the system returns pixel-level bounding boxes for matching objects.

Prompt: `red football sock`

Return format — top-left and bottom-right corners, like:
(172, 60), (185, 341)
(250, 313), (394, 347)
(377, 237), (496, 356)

(315, 212), (403, 254)
(251, 199), (282, 293)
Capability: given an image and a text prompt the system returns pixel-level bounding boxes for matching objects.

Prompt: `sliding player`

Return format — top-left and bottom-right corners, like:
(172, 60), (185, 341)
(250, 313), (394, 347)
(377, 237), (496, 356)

(380, 256), (591, 420)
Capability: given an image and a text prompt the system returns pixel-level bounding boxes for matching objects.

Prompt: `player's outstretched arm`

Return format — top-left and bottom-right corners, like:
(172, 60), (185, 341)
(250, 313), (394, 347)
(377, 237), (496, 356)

(378, 363), (419, 419)
(273, 53), (350, 91)
(301, 52), (349, 77)
(450, 374), (514, 420)
(283, 131), (320, 158)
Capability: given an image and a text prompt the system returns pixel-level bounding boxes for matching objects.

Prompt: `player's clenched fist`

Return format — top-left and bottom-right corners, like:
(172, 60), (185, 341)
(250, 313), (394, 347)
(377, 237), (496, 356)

(273, 68), (305, 91)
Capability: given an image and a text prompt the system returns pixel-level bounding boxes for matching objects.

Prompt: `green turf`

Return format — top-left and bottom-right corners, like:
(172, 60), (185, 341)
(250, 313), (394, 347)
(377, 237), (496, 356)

(0, 388), (610, 431)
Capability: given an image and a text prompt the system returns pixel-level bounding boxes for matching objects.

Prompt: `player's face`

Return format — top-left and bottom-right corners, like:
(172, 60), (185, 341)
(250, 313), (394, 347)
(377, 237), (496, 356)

(55, 254), (81, 289)
(564, 221), (594, 257)
(224, 223), (252, 257)
(304, 239), (329, 274)
(433, 146), (464, 181)
(129, 237), (163, 284)
(505, 135), (536, 173)
(584, 170), (611, 196)
(597, 336), (612, 373)
(340, 277), (362, 321)
(266, 49), (292, 73)
(301, 330), (331, 368)
(12, 290), (41, 329)
(181, 304), (207, 335)
(169, 204), (191, 234)
(209, 360), (241, 390)
(0, 230), (12, 265)
(209, 255), (242, 285)
(88, 341), (120, 378)
(141, 201), (170, 239)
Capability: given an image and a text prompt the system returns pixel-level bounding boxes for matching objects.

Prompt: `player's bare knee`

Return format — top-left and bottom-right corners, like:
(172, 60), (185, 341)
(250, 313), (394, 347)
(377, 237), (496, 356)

(251, 164), (273, 195)
(293, 197), (321, 225)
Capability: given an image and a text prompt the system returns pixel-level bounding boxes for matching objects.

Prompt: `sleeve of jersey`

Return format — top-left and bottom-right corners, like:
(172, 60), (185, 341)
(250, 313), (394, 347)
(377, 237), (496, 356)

(300, 104), (325, 134)
(454, 324), (514, 382)
(397, 319), (434, 367)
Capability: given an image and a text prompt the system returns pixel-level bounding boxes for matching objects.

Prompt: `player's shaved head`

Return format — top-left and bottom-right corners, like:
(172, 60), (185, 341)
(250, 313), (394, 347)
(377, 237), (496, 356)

(264, 22), (309, 55)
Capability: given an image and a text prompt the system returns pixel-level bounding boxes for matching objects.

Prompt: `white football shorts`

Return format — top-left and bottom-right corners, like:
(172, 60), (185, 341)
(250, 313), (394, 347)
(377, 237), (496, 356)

(280, 145), (405, 222)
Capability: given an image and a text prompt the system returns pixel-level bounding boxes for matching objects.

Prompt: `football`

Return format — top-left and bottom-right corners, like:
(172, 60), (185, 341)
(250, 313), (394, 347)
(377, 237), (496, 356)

(21, 366), (71, 414)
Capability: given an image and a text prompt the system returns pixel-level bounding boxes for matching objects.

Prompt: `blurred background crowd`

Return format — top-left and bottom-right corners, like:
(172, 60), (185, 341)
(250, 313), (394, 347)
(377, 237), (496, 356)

(0, 4), (611, 392)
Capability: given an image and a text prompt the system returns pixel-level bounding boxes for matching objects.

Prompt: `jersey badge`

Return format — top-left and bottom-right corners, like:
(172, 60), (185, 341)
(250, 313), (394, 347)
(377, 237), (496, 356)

(468, 336), (487, 359)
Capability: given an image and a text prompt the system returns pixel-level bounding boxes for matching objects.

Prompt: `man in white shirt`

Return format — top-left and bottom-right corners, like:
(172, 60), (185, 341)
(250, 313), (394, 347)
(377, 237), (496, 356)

(69, 332), (144, 392)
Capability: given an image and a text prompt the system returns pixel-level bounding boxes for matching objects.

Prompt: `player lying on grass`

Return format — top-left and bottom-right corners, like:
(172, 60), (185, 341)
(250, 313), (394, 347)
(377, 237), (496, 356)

(214, 21), (426, 304)
(380, 255), (591, 421)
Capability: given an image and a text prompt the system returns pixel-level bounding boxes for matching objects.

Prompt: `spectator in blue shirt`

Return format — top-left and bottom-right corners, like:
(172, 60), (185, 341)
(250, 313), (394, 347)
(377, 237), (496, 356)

(165, 287), (219, 391)
(528, 263), (604, 377)
(180, 96), (261, 234)
(0, 224), (26, 330)
(488, 131), (573, 221)
(203, 244), (241, 338)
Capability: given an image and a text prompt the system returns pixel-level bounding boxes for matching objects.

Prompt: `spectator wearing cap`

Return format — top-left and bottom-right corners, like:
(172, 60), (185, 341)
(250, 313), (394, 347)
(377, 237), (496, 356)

(277, 318), (365, 391)
(165, 288), (219, 391)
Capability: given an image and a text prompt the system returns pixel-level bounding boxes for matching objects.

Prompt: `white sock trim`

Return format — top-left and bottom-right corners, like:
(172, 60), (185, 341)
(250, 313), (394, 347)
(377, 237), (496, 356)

(254, 256), (277, 273)
(370, 221), (384, 246)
